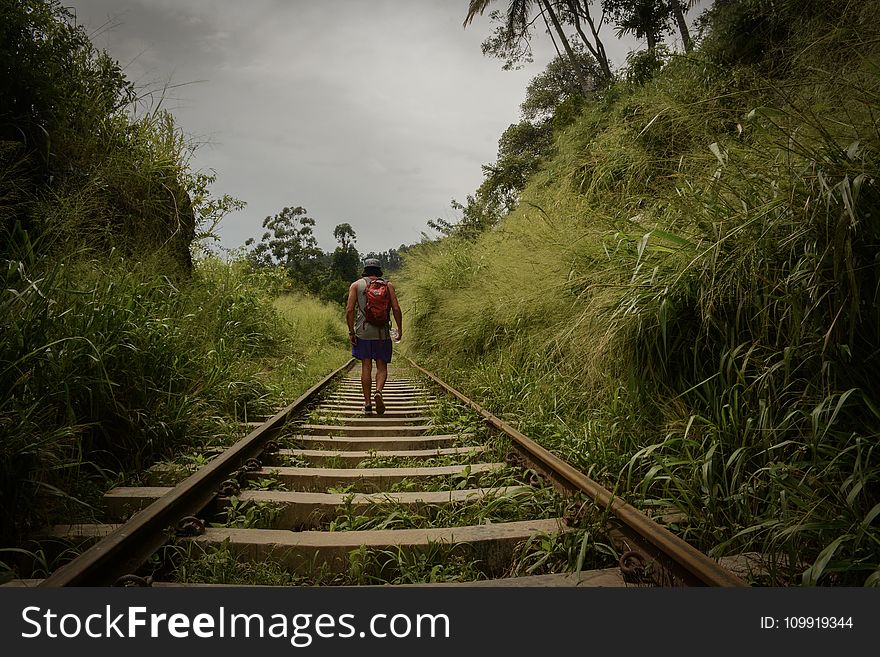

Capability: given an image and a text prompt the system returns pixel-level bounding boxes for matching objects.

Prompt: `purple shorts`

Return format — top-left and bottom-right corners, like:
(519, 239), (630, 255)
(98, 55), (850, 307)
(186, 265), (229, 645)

(352, 338), (393, 363)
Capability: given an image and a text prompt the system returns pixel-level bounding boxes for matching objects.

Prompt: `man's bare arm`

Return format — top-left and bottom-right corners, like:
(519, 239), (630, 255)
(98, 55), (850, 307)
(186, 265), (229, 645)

(388, 283), (402, 340)
(345, 283), (358, 345)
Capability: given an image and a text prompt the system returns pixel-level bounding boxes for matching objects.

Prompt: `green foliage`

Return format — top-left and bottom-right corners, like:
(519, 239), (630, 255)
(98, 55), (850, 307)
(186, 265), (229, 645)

(0, 0), (353, 563)
(466, 1), (612, 84)
(621, 45), (671, 84)
(245, 213), (371, 303)
(270, 292), (350, 388)
(332, 222), (356, 250)
(0, 0), (134, 172)
(216, 498), (284, 529)
(318, 278), (351, 307)
(696, 0), (860, 75)
(329, 247), (359, 285)
(245, 206), (325, 284)
(169, 543), (306, 586)
(169, 540), (489, 586)
(482, 121), (553, 213)
(602, 0), (675, 49)
(189, 171), (247, 252)
(509, 526), (617, 576)
(326, 486), (565, 532)
(521, 51), (603, 122)
(428, 192), (504, 240)
(471, 8), (534, 71)
(403, 0), (880, 584)
(0, 253), (348, 546)
(345, 544), (489, 584)
(0, 0), (203, 273)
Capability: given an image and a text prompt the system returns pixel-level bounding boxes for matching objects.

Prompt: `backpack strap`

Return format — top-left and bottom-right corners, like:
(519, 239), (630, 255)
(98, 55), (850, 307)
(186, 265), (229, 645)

(357, 277), (368, 311)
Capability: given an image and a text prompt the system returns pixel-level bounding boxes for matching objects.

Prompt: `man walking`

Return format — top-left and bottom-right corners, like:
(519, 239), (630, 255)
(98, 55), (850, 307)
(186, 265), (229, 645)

(346, 258), (402, 414)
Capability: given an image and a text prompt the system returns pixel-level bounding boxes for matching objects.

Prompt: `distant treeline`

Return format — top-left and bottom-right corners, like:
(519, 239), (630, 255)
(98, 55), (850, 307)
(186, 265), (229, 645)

(244, 206), (411, 304)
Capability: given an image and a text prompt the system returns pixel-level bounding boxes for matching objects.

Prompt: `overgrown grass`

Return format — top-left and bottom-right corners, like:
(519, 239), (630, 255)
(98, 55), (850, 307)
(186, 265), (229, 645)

(166, 541), (491, 586)
(325, 485), (564, 532)
(269, 293), (350, 398)
(1, 2), (357, 579)
(0, 253), (349, 551)
(399, 1), (880, 585)
(166, 507), (612, 585)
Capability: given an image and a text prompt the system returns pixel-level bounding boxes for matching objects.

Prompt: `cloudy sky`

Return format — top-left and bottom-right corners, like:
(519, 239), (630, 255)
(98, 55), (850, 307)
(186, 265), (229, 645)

(69, 1), (652, 255)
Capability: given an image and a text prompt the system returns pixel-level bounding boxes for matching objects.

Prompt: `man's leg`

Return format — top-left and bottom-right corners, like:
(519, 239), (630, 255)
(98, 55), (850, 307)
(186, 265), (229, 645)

(374, 359), (388, 415)
(360, 358), (373, 409)
(375, 359), (388, 394)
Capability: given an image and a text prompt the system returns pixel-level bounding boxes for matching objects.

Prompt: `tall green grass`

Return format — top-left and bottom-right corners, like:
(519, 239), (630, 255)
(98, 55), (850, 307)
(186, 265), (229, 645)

(400, 1), (880, 584)
(270, 292), (350, 396)
(0, 252), (348, 547)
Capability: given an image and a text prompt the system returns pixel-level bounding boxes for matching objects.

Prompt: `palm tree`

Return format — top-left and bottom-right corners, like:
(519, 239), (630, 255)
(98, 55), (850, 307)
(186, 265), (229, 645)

(602, 0), (695, 53)
(464, 0), (596, 95)
(602, 0), (670, 51)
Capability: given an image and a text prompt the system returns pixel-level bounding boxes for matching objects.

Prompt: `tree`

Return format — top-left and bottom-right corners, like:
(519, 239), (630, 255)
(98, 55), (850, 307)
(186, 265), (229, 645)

(330, 222), (359, 282)
(464, 0), (600, 94)
(187, 171), (246, 254)
(333, 222), (356, 251)
(363, 248), (406, 273)
(670, 0), (693, 52)
(428, 192), (503, 240)
(480, 121), (552, 213)
(559, 0), (613, 80)
(245, 206), (324, 284)
(520, 49), (602, 121)
(602, 0), (674, 51)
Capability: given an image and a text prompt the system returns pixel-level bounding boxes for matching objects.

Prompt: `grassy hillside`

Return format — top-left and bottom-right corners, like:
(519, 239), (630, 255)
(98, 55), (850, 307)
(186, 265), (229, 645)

(0, 255), (349, 549)
(0, 3), (351, 554)
(400, 0), (880, 585)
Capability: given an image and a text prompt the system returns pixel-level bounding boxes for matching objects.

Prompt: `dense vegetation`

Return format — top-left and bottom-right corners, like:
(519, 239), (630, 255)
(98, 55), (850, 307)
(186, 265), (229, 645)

(0, 1), (348, 556)
(4, 0), (877, 587)
(403, 0), (880, 585)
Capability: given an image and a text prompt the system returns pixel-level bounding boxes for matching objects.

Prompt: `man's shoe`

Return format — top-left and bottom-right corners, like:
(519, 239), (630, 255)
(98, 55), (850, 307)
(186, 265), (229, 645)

(363, 404), (372, 415)
(374, 392), (385, 415)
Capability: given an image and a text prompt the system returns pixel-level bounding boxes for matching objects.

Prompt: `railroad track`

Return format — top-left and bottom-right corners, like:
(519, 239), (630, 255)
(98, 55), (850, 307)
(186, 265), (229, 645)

(8, 359), (750, 587)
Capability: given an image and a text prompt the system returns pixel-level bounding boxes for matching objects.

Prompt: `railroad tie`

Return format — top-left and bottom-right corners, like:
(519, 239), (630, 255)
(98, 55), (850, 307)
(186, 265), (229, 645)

(24, 361), (746, 588)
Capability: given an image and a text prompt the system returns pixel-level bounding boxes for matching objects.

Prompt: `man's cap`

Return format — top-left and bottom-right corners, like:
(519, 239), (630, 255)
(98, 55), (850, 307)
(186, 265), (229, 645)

(363, 258), (382, 269)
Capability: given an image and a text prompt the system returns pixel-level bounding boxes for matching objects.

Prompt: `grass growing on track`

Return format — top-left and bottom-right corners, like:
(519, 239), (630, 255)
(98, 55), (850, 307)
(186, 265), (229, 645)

(324, 485), (566, 532)
(166, 517), (615, 586)
(509, 526), (617, 577)
(369, 464), (520, 494)
(166, 541), (491, 586)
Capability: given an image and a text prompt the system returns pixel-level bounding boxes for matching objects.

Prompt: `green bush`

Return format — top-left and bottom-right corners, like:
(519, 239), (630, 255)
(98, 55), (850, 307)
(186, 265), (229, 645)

(1, 253), (293, 544)
(1, 0), (195, 273)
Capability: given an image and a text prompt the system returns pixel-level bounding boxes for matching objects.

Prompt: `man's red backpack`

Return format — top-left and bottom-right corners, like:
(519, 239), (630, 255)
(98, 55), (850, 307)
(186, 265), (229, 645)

(363, 278), (391, 326)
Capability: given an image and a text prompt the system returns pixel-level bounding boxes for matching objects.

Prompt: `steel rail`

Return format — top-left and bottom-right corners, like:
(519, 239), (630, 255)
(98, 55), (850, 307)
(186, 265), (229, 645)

(39, 358), (355, 587)
(406, 357), (748, 587)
